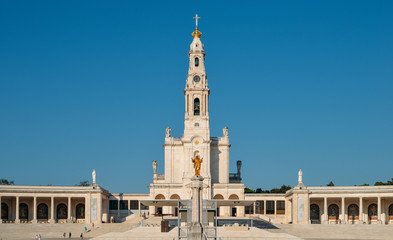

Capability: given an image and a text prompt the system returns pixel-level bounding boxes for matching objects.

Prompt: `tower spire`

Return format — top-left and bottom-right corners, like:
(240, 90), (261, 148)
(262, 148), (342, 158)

(184, 14), (209, 139)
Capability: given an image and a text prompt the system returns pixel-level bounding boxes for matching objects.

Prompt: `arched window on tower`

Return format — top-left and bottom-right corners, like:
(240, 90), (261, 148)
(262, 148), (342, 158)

(194, 98), (200, 116)
(195, 57), (199, 67)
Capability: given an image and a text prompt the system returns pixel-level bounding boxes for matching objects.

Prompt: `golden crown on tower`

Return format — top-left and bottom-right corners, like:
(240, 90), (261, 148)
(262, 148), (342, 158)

(192, 27), (202, 38)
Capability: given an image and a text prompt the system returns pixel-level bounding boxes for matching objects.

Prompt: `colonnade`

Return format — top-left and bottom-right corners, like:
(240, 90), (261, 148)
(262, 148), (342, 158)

(311, 196), (393, 224)
(0, 195), (89, 224)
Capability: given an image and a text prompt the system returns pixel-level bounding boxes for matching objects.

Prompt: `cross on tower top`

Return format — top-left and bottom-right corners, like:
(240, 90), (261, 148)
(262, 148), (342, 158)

(193, 14), (200, 28)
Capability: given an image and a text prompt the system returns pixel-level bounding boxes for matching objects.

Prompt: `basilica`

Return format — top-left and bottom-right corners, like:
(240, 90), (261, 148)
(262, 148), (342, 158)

(1, 20), (393, 226)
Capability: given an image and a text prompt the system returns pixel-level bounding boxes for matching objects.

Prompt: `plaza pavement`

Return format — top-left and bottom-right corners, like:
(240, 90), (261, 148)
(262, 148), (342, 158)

(1, 217), (393, 239)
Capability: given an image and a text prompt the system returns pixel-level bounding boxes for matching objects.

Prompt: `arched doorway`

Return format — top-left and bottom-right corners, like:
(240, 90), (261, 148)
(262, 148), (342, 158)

(348, 204), (359, 224)
(57, 203), (67, 219)
(228, 194), (239, 216)
(37, 203), (48, 220)
(310, 204), (320, 224)
(155, 194), (165, 215)
(76, 204), (85, 219)
(170, 194), (180, 217)
(328, 204), (339, 222)
(368, 204), (377, 221)
(19, 203), (28, 220)
(1, 203), (8, 220)
(214, 194), (224, 216)
(389, 204), (393, 221)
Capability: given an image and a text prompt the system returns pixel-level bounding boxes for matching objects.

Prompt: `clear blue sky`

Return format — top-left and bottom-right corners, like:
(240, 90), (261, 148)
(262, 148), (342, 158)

(1, 1), (392, 193)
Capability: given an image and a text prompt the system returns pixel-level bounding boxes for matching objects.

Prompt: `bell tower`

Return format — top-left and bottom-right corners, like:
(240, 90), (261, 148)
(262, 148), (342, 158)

(184, 15), (210, 140)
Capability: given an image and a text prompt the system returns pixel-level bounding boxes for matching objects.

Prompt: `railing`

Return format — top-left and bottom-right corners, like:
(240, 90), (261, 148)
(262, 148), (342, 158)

(155, 173), (165, 180)
(229, 173), (241, 183)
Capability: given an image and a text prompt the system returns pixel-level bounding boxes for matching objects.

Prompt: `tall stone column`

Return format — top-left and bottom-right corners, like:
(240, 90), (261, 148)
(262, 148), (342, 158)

(341, 197), (345, 224)
(264, 201), (267, 216)
(67, 197), (72, 223)
(32, 196), (37, 224)
(138, 200), (141, 216)
(188, 175), (204, 240)
(50, 197), (55, 224)
(359, 197), (363, 224)
(377, 197), (382, 224)
(324, 197), (328, 224)
(15, 196), (20, 224)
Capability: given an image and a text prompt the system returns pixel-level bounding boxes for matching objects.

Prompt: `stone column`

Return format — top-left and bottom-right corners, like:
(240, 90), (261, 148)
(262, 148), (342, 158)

(285, 199), (292, 224)
(15, 196), (20, 224)
(98, 196), (102, 224)
(50, 197), (55, 224)
(274, 200), (277, 218)
(253, 202), (256, 215)
(67, 197), (72, 223)
(377, 197), (382, 224)
(32, 196), (37, 224)
(264, 201), (267, 215)
(117, 199), (120, 218)
(188, 175), (204, 240)
(0, 196), (2, 224)
(341, 197), (345, 224)
(359, 197), (363, 224)
(324, 197), (328, 224)
(138, 200), (141, 216)
(85, 196), (90, 224)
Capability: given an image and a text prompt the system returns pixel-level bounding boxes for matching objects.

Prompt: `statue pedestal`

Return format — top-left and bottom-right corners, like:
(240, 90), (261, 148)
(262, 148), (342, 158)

(188, 175), (204, 240)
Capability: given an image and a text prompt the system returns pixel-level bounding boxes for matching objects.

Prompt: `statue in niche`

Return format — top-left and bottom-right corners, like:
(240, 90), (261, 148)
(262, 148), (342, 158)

(92, 169), (96, 183)
(192, 155), (203, 176)
(165, 127), (171, 138)
(223, 127), (228, 137)
(152, 160), (157, 175)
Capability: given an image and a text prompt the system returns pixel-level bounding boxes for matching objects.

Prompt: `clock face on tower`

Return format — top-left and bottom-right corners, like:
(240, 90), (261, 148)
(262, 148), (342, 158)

(193, 75), (200, 83)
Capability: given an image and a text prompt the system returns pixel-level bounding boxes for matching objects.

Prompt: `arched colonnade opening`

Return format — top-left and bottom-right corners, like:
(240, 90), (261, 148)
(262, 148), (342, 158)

(170, 194), (180, 216)
(154, 194), (165, 216)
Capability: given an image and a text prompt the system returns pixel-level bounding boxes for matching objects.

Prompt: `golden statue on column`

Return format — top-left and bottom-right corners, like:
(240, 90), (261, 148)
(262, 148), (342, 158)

(192, 155), (203, 176)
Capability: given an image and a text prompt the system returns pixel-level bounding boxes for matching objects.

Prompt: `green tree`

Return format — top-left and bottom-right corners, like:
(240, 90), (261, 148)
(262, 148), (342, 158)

(327, 181), (335, 186)
(270, 185), (292, 193)
(255, 188), (270, 193)
(374, 178), (393, 186)
(76, 180), (90, 186)
(244, 187), (255, 193)
(0, 178), (14, 185)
